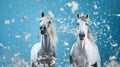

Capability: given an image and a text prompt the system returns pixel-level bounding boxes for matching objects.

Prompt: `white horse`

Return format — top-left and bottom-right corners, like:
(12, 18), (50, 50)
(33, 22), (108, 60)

(31, 12), (57, 67)
(70, 14), (101, 67)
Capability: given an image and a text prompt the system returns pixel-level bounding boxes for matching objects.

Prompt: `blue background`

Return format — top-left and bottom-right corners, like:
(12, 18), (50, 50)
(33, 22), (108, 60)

(0, 0), (120, 67)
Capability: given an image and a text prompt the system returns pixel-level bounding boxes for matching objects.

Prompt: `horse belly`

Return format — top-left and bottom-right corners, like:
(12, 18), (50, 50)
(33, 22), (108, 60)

(31, 42), (41, 62)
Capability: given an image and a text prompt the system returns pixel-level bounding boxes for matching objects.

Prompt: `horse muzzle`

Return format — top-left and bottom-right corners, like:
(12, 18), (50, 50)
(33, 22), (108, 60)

(79, 33), (85, 40)
(40, 26), (46, 34)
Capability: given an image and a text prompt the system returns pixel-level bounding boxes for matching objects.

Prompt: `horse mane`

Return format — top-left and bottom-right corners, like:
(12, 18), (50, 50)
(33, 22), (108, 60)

(87, 29), (95, 42)
(49, 22), (57, 47)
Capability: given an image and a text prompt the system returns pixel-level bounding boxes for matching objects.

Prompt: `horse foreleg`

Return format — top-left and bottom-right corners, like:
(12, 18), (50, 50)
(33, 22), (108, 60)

(91, 62), (97, 67)
(32, 62), (36, 67)
(49, 64), (55, 67)
(69, 55), (73, 64)
(97, 61), (101, 67)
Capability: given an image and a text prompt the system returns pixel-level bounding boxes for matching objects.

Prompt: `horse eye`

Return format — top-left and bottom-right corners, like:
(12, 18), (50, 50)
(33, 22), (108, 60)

(48, 21), (51, 24)
(39, 20), (42, 22)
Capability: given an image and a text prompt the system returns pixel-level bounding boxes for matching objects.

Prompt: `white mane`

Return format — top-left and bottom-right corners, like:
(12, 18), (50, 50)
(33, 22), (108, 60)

(49, 22), (57, 47)
(41, 16), (57, 47)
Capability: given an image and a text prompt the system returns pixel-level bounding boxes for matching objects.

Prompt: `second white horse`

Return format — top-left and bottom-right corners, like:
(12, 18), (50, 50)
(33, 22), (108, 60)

(70, 14), (101, 67)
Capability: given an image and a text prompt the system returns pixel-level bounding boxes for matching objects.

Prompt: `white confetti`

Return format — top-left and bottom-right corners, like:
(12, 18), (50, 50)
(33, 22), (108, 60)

(60, 8), (64, 11)
(3, 56), (6, 60)
(93, 11), (98, 15)
(64, 52), (66, 56)
(94, 4), (98, 9)
(15, 35), (22, 38)
(112, 43), (118, 47)
(66, 1), (79, 13)
(66, 48), (69, 51)
(10, 55), (30, 67)
(0, 43), (4, 47)
(106, 24), (110, 30)
(20, 16), (28, 22)
(116, 14), (120, 16)
(0, 43), (11, 50)
(106, 60), (120, 67)
(36, 0), (40, 2)
(64, 42), (69, 46)
(109, 35), (112, 39)
(5, 20), (10, 24)
(11, 18), (15, 23)
(106, 56), (120, 67)
(109, 56), (116, 61)
(14, 52), (21, 57)
(4, 46), (11, 50)
(23, 32), (31, 42)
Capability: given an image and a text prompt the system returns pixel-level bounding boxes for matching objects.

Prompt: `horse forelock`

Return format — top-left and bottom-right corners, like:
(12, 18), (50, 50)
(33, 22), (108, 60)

(41, 16), (52, 23)
(49, 22), (57, 47)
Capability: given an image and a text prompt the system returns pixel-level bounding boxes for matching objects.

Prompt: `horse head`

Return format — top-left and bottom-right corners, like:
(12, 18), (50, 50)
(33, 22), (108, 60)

(76, 14), (90, 41)
(39, 12), (53, 35)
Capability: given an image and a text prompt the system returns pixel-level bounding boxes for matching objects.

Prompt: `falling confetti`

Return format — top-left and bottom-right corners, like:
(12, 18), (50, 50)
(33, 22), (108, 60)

(15, 35), (22, 39)
(23, 32), (31, 42)
(116, 14), (120, 17)
(20, 16), (28, 22)
(66, 1), (79, 13)
(94, 4), (98, 9)
(11, 18), (15, 23)
(60, 8), (64, 11)
(106, 56), (120, 67)
(5, 20), (10, 24)
(111, 43), (118, 47)
(64, 42), (69, 46)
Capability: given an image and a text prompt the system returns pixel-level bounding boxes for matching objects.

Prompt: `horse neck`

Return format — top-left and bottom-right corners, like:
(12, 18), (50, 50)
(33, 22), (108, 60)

(41, 34), (51, 49)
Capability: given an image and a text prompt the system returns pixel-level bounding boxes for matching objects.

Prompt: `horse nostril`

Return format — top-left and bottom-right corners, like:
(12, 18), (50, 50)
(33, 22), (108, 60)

(44, 27), (46, 30)
(40, 27), (43, 31)
(40, 26), (46, 31)
(40, 26), (46, 34)
(79, 33), (85, 38)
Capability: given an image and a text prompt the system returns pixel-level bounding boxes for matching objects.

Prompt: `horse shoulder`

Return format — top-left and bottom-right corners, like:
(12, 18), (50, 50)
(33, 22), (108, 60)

(70, 43), (77, 57)
(85, 39), (97, 50)
(85, 39), (101, 65)
(31, 42), (41, 62)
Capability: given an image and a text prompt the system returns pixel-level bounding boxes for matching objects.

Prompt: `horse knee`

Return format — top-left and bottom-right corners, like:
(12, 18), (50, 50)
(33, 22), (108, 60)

(91, 62), (97, 67)
(32, 62), (36, 67)
(69, 55), (73, 64)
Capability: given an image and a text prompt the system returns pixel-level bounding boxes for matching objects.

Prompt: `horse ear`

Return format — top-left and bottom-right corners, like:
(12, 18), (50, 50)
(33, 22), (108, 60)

(77, 14), (80, 18)
(86, 14), (89, 19)
(41, 12), (44, 17)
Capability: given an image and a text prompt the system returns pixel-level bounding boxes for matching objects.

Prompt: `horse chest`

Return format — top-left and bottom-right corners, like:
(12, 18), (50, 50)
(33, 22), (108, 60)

(72, 47), (88, 65)
(38, 48), (51, 56)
